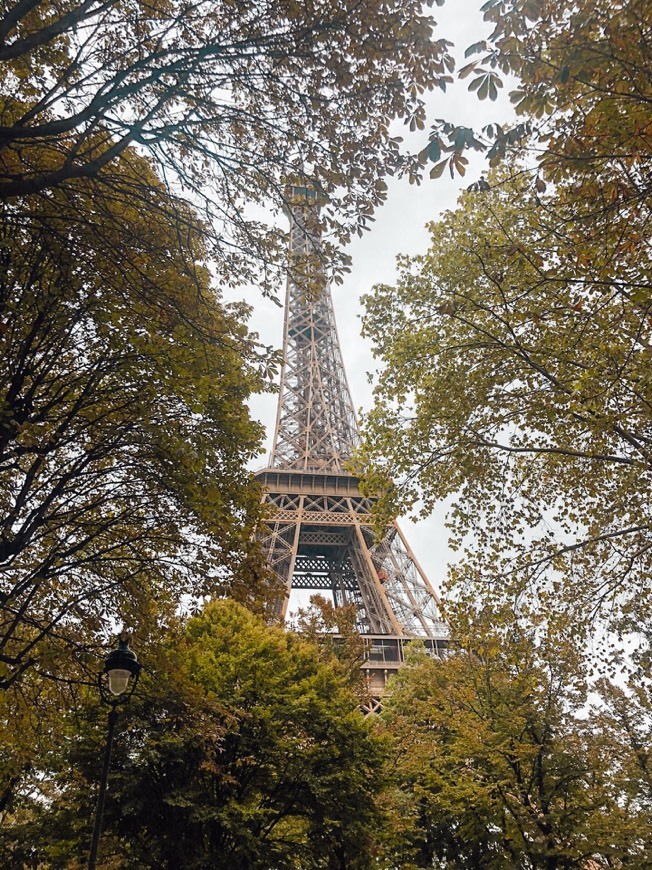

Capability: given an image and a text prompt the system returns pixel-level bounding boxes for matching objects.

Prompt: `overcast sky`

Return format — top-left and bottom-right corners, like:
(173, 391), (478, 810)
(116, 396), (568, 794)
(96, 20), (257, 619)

(242, 1), (516, 598)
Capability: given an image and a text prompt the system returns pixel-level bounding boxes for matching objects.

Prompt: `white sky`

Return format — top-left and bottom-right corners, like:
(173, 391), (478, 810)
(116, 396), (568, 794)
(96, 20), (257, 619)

(241, 1), (516, 598)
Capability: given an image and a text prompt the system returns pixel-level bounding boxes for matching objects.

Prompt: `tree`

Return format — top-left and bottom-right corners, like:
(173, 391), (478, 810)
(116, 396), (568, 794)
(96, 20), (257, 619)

(0, 149), (272, 690)
(424, 0), (651, 205)
(2, 600), (388, 869)
(379, 613), (650, 868)
(294, 594), (369, 694)
(358, 163), (652, 631)
(0, 0), (456, 290)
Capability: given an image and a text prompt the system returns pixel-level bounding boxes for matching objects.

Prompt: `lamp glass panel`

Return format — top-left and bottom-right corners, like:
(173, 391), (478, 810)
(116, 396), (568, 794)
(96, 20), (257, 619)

(107, 668), (131, 696)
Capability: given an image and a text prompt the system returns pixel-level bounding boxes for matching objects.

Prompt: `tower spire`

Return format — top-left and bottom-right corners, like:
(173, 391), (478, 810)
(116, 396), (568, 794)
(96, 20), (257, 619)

(270, 186), (358, 472)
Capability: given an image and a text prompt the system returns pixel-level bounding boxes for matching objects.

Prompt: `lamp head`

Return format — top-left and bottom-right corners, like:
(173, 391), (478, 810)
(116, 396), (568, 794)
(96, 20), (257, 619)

(101, 638), (141, 702)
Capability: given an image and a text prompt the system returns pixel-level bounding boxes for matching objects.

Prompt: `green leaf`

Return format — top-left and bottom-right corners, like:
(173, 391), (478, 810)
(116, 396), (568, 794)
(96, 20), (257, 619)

(427, 139), (442, 162)
(465, 40), (487, 58)
(458, 61), (478, 80)
(429, 158), (448, 179)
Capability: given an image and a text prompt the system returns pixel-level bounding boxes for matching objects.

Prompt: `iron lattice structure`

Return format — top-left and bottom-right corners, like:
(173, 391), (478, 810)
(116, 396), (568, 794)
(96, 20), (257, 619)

(256, 187), (447, 695)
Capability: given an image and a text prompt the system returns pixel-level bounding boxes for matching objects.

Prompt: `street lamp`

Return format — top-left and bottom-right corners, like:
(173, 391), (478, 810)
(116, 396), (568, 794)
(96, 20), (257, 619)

(88, 638), (141, 870)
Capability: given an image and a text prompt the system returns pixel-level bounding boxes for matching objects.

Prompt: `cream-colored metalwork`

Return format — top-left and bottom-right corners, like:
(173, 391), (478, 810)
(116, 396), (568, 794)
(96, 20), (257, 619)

(256, 186), (448, 690)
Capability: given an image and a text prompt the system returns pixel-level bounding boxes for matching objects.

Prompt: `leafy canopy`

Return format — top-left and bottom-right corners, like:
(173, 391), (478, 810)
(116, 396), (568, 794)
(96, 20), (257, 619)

(0, 150), (271, 689)
(379, 612), (652, 868)
(423, 0), (651, 204)
(0, 0), (455, 291)
(2, 600), (388, 869)
(359, 167), (652, 631)
(360, 0), (652, 631)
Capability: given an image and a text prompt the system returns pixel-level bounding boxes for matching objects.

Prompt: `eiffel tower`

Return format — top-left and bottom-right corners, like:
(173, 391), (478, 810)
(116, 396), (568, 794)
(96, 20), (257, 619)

(256, 186), (447, 705)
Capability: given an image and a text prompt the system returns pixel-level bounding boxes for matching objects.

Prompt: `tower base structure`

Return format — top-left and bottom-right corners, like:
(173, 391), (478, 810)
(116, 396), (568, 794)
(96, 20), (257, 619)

(256, 467), (449, 698)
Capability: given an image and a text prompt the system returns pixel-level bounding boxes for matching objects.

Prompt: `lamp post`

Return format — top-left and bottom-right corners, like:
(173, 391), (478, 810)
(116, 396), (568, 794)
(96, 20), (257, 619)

(88, 638), (141, 870)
